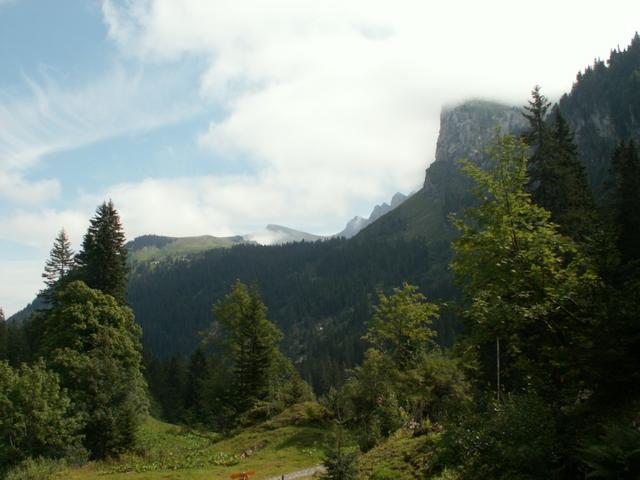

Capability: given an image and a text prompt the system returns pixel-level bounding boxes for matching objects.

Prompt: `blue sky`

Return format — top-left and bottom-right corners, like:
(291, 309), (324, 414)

(1, 0), (639, 315)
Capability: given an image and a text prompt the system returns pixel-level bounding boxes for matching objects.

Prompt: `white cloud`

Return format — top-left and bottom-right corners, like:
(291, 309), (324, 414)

(0, 259), (44, 317)
(94, 172), (373, 240)
(0, 171), (60, 204)
(100, 0), (640, 233)
(0, 208), (89, 250)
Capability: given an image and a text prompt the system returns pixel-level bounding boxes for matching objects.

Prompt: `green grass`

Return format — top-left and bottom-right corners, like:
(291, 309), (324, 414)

(357, 428), (439, 480)
(54, 403), (328, 480)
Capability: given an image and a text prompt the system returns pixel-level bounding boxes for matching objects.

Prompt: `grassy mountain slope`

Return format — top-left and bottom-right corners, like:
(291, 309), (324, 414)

(55, 403), (328, 480)
(128, 234), (246, 265)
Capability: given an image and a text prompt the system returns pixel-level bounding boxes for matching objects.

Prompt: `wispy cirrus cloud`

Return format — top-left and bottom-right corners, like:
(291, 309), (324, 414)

(0, 64), (200, 171)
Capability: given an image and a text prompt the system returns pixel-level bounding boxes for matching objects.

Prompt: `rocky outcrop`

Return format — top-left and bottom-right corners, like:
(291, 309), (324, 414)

(432, 100), (526, 170)
(337, 192), (408, 238)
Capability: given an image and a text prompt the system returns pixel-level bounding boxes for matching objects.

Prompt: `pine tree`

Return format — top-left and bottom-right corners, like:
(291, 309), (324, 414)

(184, 347), (208, 422)
(547, 107), (596, 240)
(0, 308), (7, 361)
(609, 140), (640, 265)
(211, 281), (282, 411)
(321, 429), (359, 480)
(523, 88), (595, 240)
(41, 229), (76, 302)
(76, 201), (128, 303)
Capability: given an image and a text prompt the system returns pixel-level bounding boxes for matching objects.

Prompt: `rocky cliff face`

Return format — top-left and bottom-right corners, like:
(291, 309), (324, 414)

(432, 100), (526, 170)
(356, 99), (527, 245)
(421, 100), (527, 201)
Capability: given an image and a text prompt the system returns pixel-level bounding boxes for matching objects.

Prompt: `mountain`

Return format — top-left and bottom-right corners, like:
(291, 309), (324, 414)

(559, 32), (640, 196)
(128, 234), (246, 265)
(338, 192), (408, 239)
(357, 100), (527, 244)
(243, 224), (324, 245)
(125, 100), (527, 393)
(12, 36), (640, 393)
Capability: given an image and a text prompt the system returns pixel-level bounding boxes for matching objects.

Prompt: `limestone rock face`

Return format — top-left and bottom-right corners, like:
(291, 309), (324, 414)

(434, 100), (527, 167)
(423, 100), (527, 198)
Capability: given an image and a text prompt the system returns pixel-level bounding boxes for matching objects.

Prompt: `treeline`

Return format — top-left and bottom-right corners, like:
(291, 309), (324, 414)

(128, 234), (453, 394)
(559, 32), (640, 195)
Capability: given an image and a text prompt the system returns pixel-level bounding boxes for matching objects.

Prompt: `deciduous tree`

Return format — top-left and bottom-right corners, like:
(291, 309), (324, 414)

(42, 281), (147, 459)
(451, 133), (601, 400)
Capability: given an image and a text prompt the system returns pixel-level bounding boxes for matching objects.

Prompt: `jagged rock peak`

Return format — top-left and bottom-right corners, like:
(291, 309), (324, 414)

(337, 192), (409, 238)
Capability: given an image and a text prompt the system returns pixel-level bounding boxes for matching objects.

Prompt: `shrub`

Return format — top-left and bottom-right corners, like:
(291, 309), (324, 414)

(4, 457), (65, 480)
(0, 361), (81, 471)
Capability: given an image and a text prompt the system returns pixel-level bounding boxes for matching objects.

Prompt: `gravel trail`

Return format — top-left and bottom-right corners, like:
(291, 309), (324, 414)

(265, 464), (325, 480)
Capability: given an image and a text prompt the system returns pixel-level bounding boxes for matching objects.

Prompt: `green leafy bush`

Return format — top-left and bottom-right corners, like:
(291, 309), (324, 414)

(0, 361), (81, 471)
(437, 394), (559, 480)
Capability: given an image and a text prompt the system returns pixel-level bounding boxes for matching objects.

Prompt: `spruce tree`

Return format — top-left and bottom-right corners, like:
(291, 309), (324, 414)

(76, 201), (128, 303)
(211, 281), (282, 412)
(609, 140), (640, 265)
(523, 85), (552, 150)
(321, 429), (359, 480)
(547, 107), (596, 240)
(162, 356), (187, 423)
(523, 87), (595, 240)
(0, 308), (6, 361)
(42, 228), (75, 299)
(184, 347), (208, 422)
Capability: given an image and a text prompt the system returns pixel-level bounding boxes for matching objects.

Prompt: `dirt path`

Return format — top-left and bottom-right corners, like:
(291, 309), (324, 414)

(265, 464), (325, 480)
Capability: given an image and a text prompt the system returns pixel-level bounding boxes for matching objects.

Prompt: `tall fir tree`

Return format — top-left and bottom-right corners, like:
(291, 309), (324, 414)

(0, 308), (6, 361)
(547, 107), (596, 240)
(76, 200), (128, 303)
(608, 140), (640, 266)
(42, 228), (76, 299)
(211, 281), (283, 412)
(523, 86), (552, 146)
(523, 87), (595, 240)
(183, 347), (208, 422)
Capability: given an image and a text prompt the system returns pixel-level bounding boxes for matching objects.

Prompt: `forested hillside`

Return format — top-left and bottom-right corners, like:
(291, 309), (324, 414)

(559, 32), (640, 194)
(127, 37), (640, 394)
